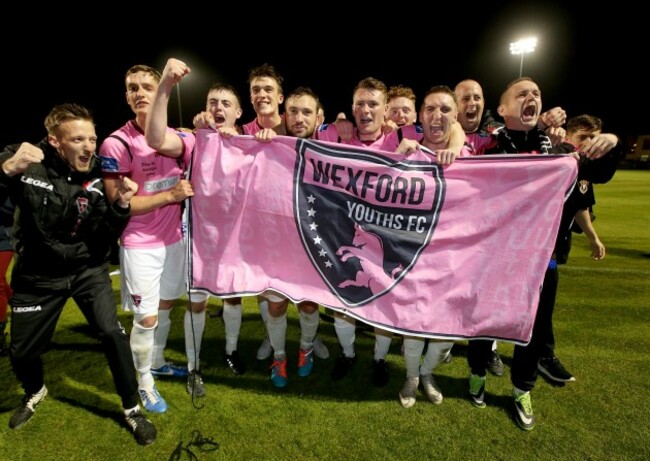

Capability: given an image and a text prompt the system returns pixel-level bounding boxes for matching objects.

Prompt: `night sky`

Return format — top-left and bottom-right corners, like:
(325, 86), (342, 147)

(2, 4), (645, 149)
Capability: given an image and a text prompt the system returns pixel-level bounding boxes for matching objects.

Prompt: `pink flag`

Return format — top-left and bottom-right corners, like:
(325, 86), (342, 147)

(189, 130), (577, 344)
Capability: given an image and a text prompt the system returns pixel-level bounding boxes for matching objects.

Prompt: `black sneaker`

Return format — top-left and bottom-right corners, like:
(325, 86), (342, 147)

(9, 385), (48, 429)
(487, 350), (505, 377)
(224, 350), (246, 375)
(538, 356), (575, 383)
(372, 359), (390, 387)
(125, 408), (157, 446)
(331, 355), (356, 381)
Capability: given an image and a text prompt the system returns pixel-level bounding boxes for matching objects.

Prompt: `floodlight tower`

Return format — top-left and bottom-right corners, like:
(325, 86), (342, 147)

(510, 37), (537, 78)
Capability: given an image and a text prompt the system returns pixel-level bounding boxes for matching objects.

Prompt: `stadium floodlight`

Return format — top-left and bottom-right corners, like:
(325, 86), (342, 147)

(510, 37), (537, 78)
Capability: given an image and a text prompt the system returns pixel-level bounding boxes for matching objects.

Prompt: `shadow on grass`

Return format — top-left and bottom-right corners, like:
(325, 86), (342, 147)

(57, 394), (123, 425)
(605, 246), (650, 259)
(16, 306), (533, 409)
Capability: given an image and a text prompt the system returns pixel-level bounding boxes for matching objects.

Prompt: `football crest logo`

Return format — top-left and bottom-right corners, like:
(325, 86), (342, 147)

(76, 197), (89, 215)
(294, 139), (445, 306)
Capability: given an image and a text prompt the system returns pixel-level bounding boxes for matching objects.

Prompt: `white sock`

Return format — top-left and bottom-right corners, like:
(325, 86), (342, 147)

(403, 337), (425, 379)
(152, 309), (172, 369)
(334, 315), (355, 358)
(420, 341), (454, 375)
(299, 310), (319, 350)
(130, 322), (155, 389)
(124, 405), (140, 416)
(184, 309), (206, 372)
(267, 312), (287, 358)
(258, 297), (269, 324)
(223, 303), (242, 355)
(514, 387), (528, 397)
(373, 328), (393, 360)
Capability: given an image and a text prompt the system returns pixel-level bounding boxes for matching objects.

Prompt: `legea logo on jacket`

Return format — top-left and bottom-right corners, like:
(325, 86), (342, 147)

(21, 176), (53, 191)
(13, 305), (42, 313)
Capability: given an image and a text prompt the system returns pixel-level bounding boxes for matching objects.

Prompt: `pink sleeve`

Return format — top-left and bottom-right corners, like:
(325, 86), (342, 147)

(98, 136), (131, 174)
(315, 123), (339, 142)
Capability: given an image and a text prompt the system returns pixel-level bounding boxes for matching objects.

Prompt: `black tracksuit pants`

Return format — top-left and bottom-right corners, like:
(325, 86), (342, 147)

(467, 265), (559, 392)
(9, 265), (138, 410)
(510, 265), (559, 392)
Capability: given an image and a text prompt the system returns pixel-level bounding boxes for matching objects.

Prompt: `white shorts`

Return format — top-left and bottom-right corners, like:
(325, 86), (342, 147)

(262, 290), (286, 303)
(188, 289), (209, 303)
(120, 240), (187, 315)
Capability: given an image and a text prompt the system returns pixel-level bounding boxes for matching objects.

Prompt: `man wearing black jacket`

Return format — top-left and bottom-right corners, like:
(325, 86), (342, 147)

(471, 78), (620, 431)
(0, 103), (156, 446)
